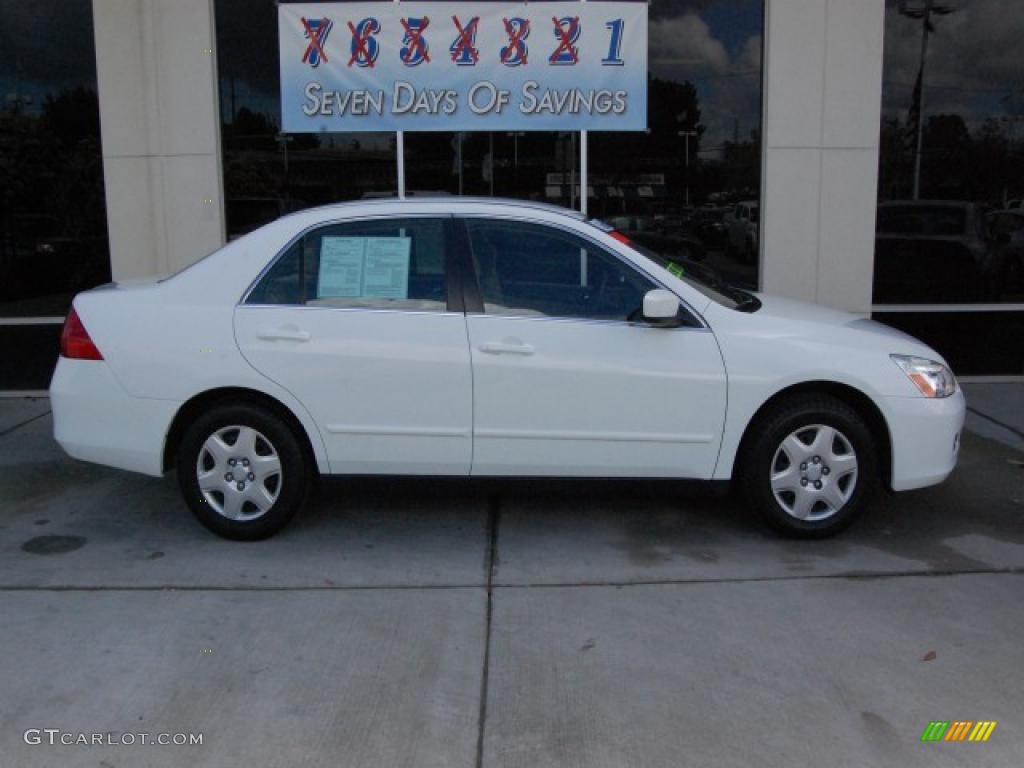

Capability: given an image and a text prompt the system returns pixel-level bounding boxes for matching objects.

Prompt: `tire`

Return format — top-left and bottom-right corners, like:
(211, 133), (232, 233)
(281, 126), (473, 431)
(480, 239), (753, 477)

(176, 402), (309, 540)
(737, 394), (878, 538)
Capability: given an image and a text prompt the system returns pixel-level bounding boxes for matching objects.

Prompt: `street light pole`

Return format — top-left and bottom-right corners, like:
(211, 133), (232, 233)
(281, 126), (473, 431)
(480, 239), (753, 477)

(911, 0), (933, 200)
(275, 133), (293, 207)
(900, 0), (955, 200)
(678, 130), (697, 208)
(1002, 112), (1024, 205)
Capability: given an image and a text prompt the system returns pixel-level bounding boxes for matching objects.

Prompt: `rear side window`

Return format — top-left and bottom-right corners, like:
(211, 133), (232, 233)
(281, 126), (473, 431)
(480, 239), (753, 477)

(464, 218), (656, 321)
(246, 218), (448, 311)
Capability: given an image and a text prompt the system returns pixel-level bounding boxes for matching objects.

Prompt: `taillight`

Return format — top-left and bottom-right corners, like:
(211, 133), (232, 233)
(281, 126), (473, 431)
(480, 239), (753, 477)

(609, 230), (633, 245)
(60, 307), (104, 360)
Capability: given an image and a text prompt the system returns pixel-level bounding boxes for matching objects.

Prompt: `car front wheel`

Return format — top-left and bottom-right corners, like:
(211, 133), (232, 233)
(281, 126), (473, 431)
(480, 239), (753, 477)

(738, 395), (878, 537)
(176, 403), (309, 540)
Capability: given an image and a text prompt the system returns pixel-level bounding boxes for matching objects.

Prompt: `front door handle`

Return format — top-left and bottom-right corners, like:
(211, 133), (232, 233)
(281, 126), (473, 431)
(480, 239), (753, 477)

(479, 340), (535, 356)
(257, 326), (311, 343)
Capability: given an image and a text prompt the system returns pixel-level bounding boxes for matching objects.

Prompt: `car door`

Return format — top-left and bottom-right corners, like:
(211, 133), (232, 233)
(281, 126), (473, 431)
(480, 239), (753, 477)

(234, 216), (473, 475)
(458, 216), (727, 478)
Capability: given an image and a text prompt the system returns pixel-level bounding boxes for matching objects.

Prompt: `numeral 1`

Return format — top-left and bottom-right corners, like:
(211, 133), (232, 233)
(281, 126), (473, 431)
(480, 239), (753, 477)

(602, 19), (624, 66)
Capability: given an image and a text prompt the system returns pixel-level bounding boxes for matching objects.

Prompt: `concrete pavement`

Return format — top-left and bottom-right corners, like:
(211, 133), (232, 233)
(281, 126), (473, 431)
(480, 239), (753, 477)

(0, 393), (1022, 766)
(0, 397), (50, 435)
(4, 590), (485, 767)
(486, 575), (1024, 768)
(962, 382), (1024, 453)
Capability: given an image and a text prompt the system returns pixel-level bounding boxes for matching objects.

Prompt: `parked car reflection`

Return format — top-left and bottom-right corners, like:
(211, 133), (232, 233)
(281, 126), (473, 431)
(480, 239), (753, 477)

(693, 206), (730, 250)
(724, 201), (759, 264)
(607, 215), (708, 263)
(0, 213), (110, 316)
(986, 209), (1024, 298)
(873, 201), (1013, 303)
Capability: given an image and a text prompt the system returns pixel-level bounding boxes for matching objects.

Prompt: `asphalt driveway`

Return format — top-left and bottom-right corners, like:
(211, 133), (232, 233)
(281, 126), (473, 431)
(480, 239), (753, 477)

(0, 395), (1022, 767)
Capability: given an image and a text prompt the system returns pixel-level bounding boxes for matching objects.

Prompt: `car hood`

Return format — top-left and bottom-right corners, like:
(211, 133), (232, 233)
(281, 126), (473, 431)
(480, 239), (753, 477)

(745, 292), (942, 358)
(750, 293), (858, 325)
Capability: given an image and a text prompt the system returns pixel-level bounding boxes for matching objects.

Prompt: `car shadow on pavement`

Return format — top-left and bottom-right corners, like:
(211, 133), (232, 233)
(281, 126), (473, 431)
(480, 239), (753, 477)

(0, 415), (1021, 589)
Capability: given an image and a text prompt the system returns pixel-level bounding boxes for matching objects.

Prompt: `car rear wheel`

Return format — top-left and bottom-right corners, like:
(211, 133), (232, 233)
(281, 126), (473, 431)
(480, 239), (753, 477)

(737, 394), (878, 537)
(176, 403), (309, 540)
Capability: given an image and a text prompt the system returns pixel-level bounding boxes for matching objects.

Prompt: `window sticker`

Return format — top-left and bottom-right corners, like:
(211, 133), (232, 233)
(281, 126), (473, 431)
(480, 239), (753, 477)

(318, 237), (366, 298)
(317, 236), (411, 299)
(363, 237), (411, 299)
(666, 261), (686, 279)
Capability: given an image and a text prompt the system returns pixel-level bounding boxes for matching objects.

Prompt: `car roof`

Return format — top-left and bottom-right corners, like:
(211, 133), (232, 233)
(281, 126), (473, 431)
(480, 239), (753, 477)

(296, 196), (589, 222)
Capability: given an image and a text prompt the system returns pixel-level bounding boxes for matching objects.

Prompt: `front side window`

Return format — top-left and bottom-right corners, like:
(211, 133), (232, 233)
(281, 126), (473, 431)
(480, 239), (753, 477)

(464, 219), (656, 322)
(246, 217), (448, 311)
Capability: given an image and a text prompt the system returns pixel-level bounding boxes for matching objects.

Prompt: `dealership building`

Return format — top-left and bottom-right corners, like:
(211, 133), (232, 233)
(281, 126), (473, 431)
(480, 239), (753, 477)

(1, 0), (1022, 393)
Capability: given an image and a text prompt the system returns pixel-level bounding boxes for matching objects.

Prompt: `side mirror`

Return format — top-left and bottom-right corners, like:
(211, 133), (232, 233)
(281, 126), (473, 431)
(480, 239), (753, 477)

(642, 289), (681, 327)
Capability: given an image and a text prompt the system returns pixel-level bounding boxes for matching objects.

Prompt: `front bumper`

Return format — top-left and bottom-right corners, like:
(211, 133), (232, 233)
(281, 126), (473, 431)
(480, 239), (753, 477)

(50, 358), (180, 477)
(884, 389), (966, 492)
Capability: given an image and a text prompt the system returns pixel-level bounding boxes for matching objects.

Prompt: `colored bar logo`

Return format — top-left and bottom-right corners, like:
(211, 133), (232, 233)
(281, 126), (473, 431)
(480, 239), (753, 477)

(921, 721), (997, 742)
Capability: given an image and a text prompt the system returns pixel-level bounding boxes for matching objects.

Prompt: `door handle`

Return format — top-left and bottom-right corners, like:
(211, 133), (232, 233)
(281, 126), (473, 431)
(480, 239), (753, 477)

(257, 327), (311, 343)
(479, 340), (535, 356)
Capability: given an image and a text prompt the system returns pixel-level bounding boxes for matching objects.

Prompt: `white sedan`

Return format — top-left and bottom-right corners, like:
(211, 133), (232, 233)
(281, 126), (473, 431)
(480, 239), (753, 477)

(51, 198), (964, 540)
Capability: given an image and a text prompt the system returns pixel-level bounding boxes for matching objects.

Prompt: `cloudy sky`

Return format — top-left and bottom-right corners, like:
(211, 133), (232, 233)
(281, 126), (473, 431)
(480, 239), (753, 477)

(0, 0), (96, 110)
(0, 0), (765, 150)
(7, 1), (1016, 148)
(207, 0), (766, 153)
(881, 0), (1024, 130)
(647, 0), (764, 151)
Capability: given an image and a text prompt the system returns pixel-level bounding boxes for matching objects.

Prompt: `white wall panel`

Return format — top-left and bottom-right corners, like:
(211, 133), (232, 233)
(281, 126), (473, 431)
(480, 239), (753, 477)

(761, 0), (885, 315)
(93, 0), (225, 279)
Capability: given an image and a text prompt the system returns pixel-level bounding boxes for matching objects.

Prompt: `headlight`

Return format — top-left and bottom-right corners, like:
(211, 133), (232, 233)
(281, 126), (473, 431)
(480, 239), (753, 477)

(891, 355), (958, 398)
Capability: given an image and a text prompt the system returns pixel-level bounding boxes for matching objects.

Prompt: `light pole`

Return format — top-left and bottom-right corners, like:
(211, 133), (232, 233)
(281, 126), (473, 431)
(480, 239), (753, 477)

(678, 130), (697, 208)
(570, 132), (577, 210)
(275, 133), (293, 207)
(1002, 111), (1024, 205)
(899, 0), (955, 200)
(507, 132), (526, 196)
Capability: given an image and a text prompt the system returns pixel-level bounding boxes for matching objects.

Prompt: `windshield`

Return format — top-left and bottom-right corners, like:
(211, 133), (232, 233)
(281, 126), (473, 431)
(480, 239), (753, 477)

(590, 220), (759, 312)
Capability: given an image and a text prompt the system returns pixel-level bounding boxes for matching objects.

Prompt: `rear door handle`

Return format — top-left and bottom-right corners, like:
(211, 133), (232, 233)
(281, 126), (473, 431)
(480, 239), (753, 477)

(479, 340), (535, 356)
(257, 327), (311, 343)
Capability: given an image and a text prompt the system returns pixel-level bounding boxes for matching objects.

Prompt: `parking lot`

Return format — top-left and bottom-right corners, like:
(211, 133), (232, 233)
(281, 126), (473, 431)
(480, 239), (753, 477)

(1, 388), (1022, 767)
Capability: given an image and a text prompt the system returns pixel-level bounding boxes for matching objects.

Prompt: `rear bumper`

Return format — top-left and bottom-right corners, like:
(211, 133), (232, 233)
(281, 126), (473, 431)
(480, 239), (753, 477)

(49, 358), (180, 477)
(884, 389), (966, 492)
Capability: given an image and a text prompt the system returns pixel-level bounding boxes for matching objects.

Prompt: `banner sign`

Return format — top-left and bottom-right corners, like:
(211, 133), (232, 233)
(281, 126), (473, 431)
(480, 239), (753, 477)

(279, 1), (648, 133)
